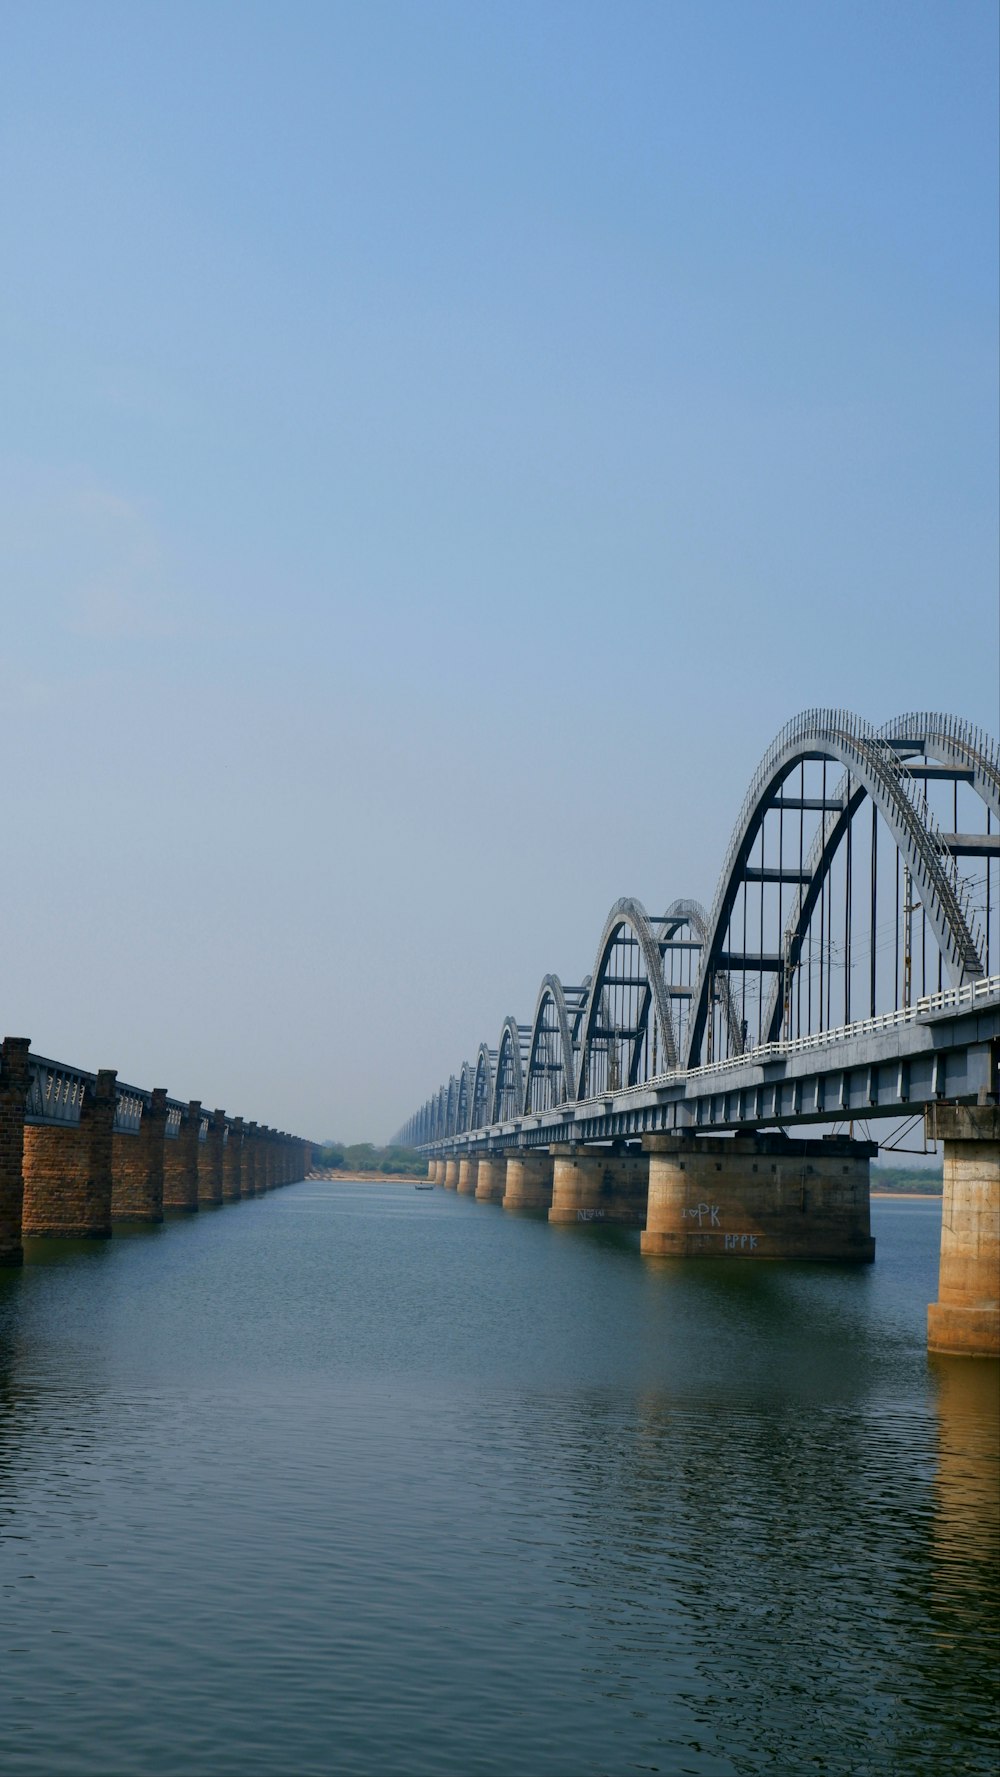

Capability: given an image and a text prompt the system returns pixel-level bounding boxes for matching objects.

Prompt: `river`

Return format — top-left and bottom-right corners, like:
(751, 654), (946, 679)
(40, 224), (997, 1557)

(0, 1184), (997, 1776)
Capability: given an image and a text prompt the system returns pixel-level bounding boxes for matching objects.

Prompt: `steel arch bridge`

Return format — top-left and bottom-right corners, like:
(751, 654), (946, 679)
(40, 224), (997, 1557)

(397, 710), (1000, 1149)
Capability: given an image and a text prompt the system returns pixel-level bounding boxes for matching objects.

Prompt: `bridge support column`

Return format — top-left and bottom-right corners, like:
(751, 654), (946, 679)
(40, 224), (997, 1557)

(111, 1088), (167, 1222)
(223, 1117), (243, 1200)
(548, 1143), (647, 1226)
(243, 1122), (259, 1196)
(927, 1105), (1000, 1358)
(0, 1038), (31, 1266)
(444, 1158), (460, 1189)
(503, 1149), (553, 1213)
(198, 1109), (226, 1206)
(475, 1155), (506, 1202)
(23, 1069), (117, 1238)
(163, 1101), (201, 1212)
(640, 1132), (876, 1260)
(457, 1156), (478, 1195)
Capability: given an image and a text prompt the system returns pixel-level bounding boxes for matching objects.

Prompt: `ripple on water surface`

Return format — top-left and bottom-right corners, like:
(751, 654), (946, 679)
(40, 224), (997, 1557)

(0, 1187), (997, 1776)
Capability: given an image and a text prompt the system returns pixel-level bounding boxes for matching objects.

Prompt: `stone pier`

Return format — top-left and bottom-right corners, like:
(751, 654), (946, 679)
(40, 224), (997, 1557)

(197, 1108), (226, 1206)
(548, 1143), (648, 1226)
(475, 1155), (507, 1202)
(926, 1104), (1000, 1358)
(23, 1069), (118, 1238)
(503, 1149), (553, 1213)
(457, 1156), (479, 1195)
(0, 1038), (31, 1266)
(444, 1158), (460, 1189)
(111, 1088), (167, 1222)
(243, 1122), (259, 1196)
(640, 1132), (876, 1260)
(223, 1116), (243, 1200)
(162, 1100), (201, 1212)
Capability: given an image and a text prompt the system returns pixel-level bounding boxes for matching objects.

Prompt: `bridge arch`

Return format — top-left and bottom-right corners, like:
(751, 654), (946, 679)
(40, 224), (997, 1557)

(577, 898), (678, 1099)
(444, 1074), (459, 1139)
(881, 712), (1000, 823)
(492, 1016), (529, 1123)
(469, 1044), (496, 1132)
(685, 709), (987, 1068)
(455, 1062), (475, 1135)
(523, 975), (583, 1112)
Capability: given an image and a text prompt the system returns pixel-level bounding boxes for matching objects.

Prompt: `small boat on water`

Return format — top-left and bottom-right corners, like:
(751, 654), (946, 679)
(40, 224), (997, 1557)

(414, 1183), (434, 1190)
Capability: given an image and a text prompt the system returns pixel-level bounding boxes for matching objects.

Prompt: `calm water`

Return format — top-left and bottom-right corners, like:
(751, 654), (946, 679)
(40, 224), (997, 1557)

(0, 1185), (997, 1777)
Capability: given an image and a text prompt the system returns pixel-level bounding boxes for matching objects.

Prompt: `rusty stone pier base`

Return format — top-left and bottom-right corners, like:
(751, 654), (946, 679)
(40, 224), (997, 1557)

(503, 1150), (553, 1214)
(548, 1142), (648, 1226)
(457, 1156), (479, 1195)
(640, 1131), (876, 1261)
(927, 1104), (1000, 1358)
(443, 1158), (460, 1189)
(23, 1069), (118, 1238)
(475, 1155), (506, 1202)
(111, 1088), (167, 1222)
(426, 1159), (438, 1183)
(0, 1039), (31, 1265)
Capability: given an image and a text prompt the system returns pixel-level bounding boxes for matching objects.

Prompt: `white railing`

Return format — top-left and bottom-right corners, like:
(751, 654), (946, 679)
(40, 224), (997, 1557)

(554, 973), (1000, 1125)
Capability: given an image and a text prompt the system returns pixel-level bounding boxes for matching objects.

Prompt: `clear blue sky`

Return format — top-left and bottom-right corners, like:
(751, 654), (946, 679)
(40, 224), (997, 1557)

(1, 1), (997, 1139)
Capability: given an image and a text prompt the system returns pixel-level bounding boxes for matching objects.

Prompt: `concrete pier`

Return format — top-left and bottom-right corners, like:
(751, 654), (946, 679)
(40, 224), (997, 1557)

(927, 1104), (1000, 1358)
(640, 1132), (876, 1260)
(0, 1038), (31, 1265)
(549, 1143), (648, 1226)
(475, 1155), (507, 1202)
(444, 1158), (460, 1189)
(111, 1088), (167, 1222)
(457, 1156), (479, 1195)
(503, 1150), (553, 1213)
(23, 1069), (117, 1238)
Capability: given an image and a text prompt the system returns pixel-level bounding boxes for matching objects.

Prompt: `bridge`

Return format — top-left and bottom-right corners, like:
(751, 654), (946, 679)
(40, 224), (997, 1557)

(395, 710), (1000, 1358)
(0, 1043), (312, 1259)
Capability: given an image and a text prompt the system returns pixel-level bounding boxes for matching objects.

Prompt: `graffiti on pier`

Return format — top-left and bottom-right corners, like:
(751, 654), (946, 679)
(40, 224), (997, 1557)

(683, 1201), (720, 1227)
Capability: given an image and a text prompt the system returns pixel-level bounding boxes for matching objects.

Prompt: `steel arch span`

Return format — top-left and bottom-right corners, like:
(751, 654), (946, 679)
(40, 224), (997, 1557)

(524, 975), (582, 1114)
(397, 708), (998, 1147)
(576, 899), (679, 1098)
(684, 709), (987, 1069)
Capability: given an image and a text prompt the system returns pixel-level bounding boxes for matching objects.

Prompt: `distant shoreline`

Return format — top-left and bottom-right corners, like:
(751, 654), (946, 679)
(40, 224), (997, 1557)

(870, 1189), (942, 1199)
(307, 1170), (430, 1184)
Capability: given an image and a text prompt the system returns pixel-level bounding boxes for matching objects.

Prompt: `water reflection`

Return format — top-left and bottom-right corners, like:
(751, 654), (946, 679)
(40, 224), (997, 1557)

(0, 1190), (995, 1777)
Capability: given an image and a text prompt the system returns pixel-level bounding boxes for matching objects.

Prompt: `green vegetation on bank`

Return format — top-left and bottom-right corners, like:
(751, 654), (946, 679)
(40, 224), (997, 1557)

(871, 1164), (942, 1194)
(312, 1142), (428, 1177)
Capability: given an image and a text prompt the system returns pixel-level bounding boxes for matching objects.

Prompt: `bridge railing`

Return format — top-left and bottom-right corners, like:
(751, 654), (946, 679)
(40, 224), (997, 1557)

(25, 1058), (92, 1127)
(113, 1084), (149, 1134)
(616, 972), (1000, 1099)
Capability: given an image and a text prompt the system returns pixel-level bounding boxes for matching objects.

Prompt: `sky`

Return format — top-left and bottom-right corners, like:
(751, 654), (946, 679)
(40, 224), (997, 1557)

(1, 0), (997, 1142)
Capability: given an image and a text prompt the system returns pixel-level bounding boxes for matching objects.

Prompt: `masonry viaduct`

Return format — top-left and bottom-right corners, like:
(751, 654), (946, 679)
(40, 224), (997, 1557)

(398, 711), (1000, 1360)
(0, 1045), (311, 1264)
